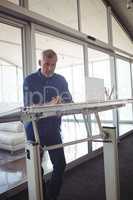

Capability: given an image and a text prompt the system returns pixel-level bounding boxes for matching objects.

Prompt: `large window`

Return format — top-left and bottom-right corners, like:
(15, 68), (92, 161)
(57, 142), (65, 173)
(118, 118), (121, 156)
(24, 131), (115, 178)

(80, 0), (108, 43)
(116, 58), (132, 121)
(0, 22), (24, 194)
(35, 32), (87, 166)
(88, 48), (113, 121)
(61, 120), (88, 163)
(112, 16), (133, 54)
(119, 124), (133, 136)
(0, 23), (23, 108)
(35, 32), (85, 102)
(29, 0), (78, 30)
(116, 58), (133, 136)
(87, 48), (113, 150)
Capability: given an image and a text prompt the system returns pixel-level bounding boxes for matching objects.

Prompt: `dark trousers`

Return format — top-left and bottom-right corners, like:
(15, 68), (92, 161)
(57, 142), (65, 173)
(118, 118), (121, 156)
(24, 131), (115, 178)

(24, 122), (66, 198)
(41, 137), (66, 199)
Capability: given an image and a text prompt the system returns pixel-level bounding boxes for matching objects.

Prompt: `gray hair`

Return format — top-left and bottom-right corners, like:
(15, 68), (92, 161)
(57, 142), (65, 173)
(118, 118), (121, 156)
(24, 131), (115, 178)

(41, 49), (57, 59)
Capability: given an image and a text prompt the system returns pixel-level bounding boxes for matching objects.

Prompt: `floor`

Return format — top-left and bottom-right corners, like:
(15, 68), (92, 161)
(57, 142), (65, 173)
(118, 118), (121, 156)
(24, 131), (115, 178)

(58, 133), (133, 200)
(0, 149), (52, 195)
(0, 148), (26, 195)
(0, 157), (26, 194)
(1, 133), (133, 200)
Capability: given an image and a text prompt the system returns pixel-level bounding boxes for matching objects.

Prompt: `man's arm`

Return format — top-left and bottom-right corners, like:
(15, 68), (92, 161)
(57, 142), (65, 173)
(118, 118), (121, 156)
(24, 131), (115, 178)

(23, 78), (32, 107)
(23, 77), (45, 107)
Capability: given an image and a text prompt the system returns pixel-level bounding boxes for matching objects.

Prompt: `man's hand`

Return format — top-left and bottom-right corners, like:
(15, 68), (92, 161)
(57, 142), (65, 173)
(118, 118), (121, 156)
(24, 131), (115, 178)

(50, 96), (62, 104)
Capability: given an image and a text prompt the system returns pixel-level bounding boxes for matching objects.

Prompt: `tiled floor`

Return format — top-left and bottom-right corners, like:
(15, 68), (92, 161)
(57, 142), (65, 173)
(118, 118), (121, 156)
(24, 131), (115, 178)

(0, 158), (26, 194)
(0, 150), (52, 195)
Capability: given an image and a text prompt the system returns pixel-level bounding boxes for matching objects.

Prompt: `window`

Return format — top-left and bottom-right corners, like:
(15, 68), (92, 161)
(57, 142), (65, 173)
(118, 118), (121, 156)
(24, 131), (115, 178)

(61, 120), (88, 163)
(35, 32), (87, 165)
(87, 48), (113, 150)
(119, 124), (133, 136)
(88, 48), (113, 121)
(116, 58), (132, 121)
(35, 32), (85, 102)
(80, 0), (108, 43)
(112, 16), (133, 54)
(116, 61), (133, 136)
(0, 161), (26, 192)
(0, 22), (23, 193)
(91, 122), (103, 150)
(0, 23), (23, 108)
(29, 0), (78, 30)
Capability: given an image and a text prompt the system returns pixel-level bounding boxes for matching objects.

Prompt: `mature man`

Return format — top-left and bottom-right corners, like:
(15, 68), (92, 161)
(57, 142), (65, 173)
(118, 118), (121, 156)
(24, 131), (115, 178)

(23, 49), (72, 200)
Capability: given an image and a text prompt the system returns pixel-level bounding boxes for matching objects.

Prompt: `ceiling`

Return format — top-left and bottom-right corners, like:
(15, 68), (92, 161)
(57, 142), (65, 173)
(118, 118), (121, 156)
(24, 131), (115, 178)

(105, 0), (133, 41)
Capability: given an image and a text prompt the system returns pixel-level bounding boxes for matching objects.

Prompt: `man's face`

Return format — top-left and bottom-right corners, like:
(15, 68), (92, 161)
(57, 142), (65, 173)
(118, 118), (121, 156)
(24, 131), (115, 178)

(40, 55), (57, 76)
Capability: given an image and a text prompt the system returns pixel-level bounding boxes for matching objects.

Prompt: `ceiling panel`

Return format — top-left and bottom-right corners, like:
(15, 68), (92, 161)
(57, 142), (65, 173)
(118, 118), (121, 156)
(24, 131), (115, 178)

(105, 0), (133, 41)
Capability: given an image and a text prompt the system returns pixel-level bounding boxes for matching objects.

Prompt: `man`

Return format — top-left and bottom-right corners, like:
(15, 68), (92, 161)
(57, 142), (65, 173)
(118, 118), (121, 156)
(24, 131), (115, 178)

(23, 49), (72, 200)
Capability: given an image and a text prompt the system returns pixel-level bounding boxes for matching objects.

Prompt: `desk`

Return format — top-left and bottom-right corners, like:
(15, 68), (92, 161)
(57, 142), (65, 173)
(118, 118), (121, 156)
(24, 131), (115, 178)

(0, 99), (131, 200)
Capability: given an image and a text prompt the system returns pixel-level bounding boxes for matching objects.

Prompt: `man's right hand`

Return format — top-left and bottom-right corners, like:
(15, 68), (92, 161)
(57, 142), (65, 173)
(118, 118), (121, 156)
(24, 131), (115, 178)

(50, 96), (61, 104)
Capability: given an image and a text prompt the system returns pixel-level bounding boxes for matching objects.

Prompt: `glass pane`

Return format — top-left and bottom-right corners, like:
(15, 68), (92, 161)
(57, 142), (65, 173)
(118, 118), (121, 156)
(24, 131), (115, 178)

(0, 23), (23, 194)
(35, 32), (85, 102)
(0, 164), (26, 193)
(112, 16), (133, 55)
(91, 122), (103, 151)
(35, 32), (87, 168)
(29, 0), (78, 30)
(88, 48), (113, 121)
(119, 124), (133, 136)
(117, 59), (131, 98)
(62, 121), (88, 163)
(118, 105), (133, 121)
(80, 0), (108, 43)
(2, 66), (17, 102)
(116, 58), (132, 121)
(42, 151), (53, 174)
(42, 120), (88, 170)
(0, 23), (23, 109)
(7, 0), (19, 5)
(42, 120), (88, 171)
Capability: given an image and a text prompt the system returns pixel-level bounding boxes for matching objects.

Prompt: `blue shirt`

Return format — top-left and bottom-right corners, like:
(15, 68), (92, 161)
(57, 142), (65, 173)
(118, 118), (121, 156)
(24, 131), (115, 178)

(23, 68), (72, 145)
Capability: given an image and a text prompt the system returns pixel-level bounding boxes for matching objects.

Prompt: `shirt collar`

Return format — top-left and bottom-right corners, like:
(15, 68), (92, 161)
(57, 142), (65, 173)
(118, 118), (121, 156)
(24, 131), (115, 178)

(37, 68), (55, 80)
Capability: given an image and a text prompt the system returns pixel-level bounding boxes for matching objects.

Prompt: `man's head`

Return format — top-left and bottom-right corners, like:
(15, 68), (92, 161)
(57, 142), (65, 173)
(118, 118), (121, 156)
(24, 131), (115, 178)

(39, 49), (57, 77)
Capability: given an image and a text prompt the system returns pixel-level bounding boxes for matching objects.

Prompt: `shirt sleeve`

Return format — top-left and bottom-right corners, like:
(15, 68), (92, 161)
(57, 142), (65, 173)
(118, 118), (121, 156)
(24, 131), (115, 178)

(61, 79), (73, 103)
(23, 78), (32, 107)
